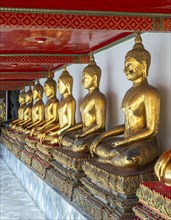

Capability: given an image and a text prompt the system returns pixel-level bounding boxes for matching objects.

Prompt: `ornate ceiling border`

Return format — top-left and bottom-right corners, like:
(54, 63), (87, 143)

(0, 81), (35, 86)
(0, 86), (24, 91)
(0, 72), (48, 80)
(0, 55), (89, 64)
(0, 8), (170, 31)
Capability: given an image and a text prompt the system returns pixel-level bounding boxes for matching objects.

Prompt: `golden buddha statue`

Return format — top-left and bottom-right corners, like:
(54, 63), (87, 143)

(58, 53), (106, 153)
(9, 89), (27, 130)
(16, 87), (33, 132)
(37, 66), (76, 144)
(154, 150), (171, 186)
(90, 33), (160, 168)
(23, 80), (44, 134)
(29, 75), (59, 136)
(0, 101), (5, 124)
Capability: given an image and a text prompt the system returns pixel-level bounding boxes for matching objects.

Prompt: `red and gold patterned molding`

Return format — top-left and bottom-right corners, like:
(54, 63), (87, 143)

(0, 9), (170, 31)
(0, 55), (89, 65)
(0, 81), (35, 87)
(0, 86), (24, 91)
(0, 72), (48, 80)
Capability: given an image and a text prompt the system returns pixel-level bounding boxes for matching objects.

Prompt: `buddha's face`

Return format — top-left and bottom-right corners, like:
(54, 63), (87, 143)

(82, 72), (94, 89)
(18, 96), (25, 104)
(44, 83), (52, 97)
(25, 94), (32, 103)
(124, 57), (144, 81)
(33, 89), (38, 100)
(58, 79), (66, 95)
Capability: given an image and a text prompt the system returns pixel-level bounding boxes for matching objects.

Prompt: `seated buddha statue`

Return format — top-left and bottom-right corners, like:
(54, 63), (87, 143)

(154, 150), (171, 186)
(90, 33), (160, 168)
(58, 53), (106, 153)
(23, 80), (44, 134)
(0, 101), (5, 122)
(9, 89), (27, 130)
(37, 66), (76, 144)
(16, 86), (33, 132)
(29, 75), (59, 136)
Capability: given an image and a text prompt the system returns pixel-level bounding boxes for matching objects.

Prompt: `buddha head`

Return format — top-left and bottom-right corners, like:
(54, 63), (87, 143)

(25, 86), (33, 104)
(44, 72), (57, 98)
(58, 66), (73, 95)
(155, 150), (171, 186)
(18, 89), (26, 104)
(124, 32), (151, 81)
(82, 52), (101, 90)
(33, 80), (44, 100)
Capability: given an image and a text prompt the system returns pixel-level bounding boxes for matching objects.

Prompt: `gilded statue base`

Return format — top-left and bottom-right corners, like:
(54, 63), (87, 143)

(30, 142), (59, 178)
(20, 148), (35, 166)
(133, 181), (171, 220)
(20, 137), (38, 166)
(73, 186), (135, 220)
(52, 147), (91, 171)
(0, 135), (6, 146)
(25, 137), (38, 151)
(46, 166), (77, 200)
(10, 133), (26, 159)
(32, 156), (53, 179)
(72, 158), (157, 219)
(0, 135), (3, 144)
(15, 133), (26, 144)
(36, 142), (58, 162)
(45, 147), (91, 199)
(73, 178), (137, 219)
(1, 136), (14, 152)
(1, 128), (8, 136)
(46, 160), (85, 200)
(82, 158), (157, 194)
(11, 143), (24, 159)
(1, 130), (15, 152)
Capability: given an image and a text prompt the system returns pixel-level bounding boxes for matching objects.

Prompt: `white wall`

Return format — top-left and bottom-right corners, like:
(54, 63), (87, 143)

(38, 32), (171, 153)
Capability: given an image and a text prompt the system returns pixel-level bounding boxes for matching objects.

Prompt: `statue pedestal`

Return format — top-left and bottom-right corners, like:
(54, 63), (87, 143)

(11, 133), (26, 158)
(1, 129), (14, 151)
(133, 181), (171, 219)
(20, 137), (37, 166)
(73, 158), (157, 220)
(32, 155), (53, 179)
(31, 142), (56, 178)
(46, 147), (91, 199)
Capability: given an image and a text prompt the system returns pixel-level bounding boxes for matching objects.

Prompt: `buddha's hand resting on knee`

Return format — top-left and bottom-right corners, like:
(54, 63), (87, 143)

(111, 140), (126, 148)
(39, 133), (46, 143)
(90, 138), (101, 157)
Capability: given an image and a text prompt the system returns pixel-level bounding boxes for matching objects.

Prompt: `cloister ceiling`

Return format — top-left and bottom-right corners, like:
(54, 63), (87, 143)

(0, 0), (170, 90)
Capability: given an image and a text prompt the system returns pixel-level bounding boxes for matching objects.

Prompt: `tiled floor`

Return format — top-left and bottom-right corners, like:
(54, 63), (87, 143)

(0, 156), (46, 220)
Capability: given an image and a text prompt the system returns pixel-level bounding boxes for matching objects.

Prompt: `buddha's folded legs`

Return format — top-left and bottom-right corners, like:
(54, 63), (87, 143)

(61, 131), (78, 149)
(96, 138), (158, 168)
(72, 132), (102, 153)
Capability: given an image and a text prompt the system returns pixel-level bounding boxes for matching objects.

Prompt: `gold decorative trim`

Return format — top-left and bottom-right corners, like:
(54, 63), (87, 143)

(136, 183), (171, 219)
(52, 147), (91, 171)
(51, 160), (85, 180)
(46, 168), (76, 200)
(1, 7), (170, 18)
(82, 159), (157, 195)
(20, 149), (34, 166)
(31, 156), (52, 178)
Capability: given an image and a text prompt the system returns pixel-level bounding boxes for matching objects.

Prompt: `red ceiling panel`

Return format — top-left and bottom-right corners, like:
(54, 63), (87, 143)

(0, 0), (170, 90)
(1, 0), (171, 14)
